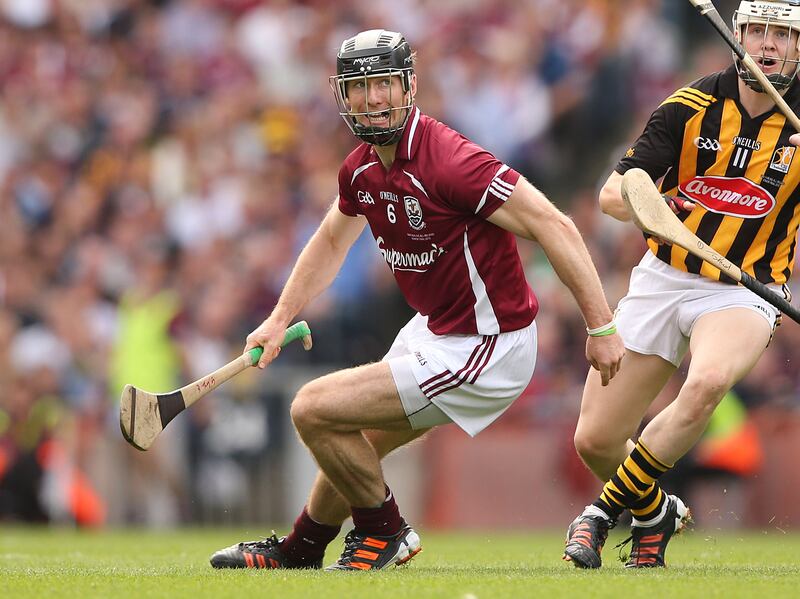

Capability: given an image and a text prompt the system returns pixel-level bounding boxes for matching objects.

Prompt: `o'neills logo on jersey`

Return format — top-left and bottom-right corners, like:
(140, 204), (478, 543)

(678, 176), (775, 219)
(376, 236), (445, 273)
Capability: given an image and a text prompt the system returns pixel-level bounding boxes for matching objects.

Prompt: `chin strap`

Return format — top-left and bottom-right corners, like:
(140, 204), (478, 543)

(351, 105), (414, 146)
(353, 124), (405, 146)
(735, 58), (796, 93)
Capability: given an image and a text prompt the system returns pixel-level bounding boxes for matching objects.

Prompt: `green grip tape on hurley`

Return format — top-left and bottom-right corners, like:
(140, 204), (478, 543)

(246, 321), (312, 365)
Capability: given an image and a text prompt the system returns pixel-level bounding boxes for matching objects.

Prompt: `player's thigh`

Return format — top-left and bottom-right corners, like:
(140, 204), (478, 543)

(576, 350), (675, 445)
(295, 361), (412, 431)
(687, 307), (772, 387)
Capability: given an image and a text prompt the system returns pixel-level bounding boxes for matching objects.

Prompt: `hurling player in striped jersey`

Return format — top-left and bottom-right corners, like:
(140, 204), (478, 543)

(565, 0), (800, 571)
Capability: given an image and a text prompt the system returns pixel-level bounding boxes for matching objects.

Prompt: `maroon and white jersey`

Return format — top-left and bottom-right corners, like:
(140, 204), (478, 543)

(338, 106), (538, 335)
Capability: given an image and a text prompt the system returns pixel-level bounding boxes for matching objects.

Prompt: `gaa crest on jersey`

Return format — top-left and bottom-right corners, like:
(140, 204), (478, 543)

(694, 136), (721, 151)
(404, 196), (425, 230)
(357, 190), (375, 204)
(770, 146), (795, 174)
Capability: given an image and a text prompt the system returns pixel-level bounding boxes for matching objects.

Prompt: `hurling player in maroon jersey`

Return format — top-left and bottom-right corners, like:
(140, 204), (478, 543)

(210, 29), (623, 572)
(565, 0), (800, 571)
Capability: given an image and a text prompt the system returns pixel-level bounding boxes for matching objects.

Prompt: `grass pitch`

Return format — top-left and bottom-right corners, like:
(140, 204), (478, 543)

(1, 526), (798, 599)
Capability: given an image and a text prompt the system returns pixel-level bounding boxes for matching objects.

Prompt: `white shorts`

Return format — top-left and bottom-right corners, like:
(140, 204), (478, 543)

(617, 252), (781, 367)
(385, 313), (537, 437)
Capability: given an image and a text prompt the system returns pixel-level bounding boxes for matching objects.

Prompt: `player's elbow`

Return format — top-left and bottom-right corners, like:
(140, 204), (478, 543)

(531, 212), (581, 253)
(599, 190), (634, 222)
(597, 172), (630, 221)
(550, 211), (579, 239)
(598, 184), (619, 216)
(309, 226), (347, 267)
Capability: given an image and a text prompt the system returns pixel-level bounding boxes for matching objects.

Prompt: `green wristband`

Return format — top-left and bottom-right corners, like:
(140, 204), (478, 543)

(588, 325), (617, 337)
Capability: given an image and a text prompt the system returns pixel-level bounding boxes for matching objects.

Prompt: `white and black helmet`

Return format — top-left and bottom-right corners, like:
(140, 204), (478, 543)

(330, 29), (415, 146)
(733, 0), (800, 91)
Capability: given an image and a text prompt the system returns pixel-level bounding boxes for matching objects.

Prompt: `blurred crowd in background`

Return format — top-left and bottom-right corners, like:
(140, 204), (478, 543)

(2, 0), (799, 529)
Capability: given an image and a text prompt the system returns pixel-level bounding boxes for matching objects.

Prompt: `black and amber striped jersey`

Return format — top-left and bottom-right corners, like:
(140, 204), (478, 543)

(617, 65), (800, 285)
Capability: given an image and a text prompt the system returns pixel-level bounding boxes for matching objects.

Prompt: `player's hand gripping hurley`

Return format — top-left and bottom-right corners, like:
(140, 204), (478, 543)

(687, 0), (800, 132)
(119, 321), (313, 451)
(621, 169), (800, 324)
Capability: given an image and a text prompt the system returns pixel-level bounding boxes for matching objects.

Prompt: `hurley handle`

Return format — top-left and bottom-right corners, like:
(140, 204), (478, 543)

(246, 320), (313, 365)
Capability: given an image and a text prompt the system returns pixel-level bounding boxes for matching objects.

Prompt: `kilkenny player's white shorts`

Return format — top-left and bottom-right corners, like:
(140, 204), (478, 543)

(617, 252), (781, 367)
(385, 313), (537, 436)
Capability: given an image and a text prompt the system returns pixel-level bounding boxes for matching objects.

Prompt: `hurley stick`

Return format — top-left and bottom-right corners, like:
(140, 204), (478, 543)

(120, 321), (312, 451)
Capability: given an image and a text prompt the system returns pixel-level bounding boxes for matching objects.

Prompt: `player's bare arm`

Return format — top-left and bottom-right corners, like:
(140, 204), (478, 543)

(599, 170), (695, 246)
(598, 171), (632, 221)
(487, 177), (625, 385)
(247, 201), (367, 368)
(601, 170), (696, 220)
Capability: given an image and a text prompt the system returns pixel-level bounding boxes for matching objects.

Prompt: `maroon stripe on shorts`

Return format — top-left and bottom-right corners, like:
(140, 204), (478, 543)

(420, 336), (489, 397)
(420, 369), (452, 389)
(423, 335), (497, 399)
(469, 334), (497, 383)
(427, 335), (496, 399)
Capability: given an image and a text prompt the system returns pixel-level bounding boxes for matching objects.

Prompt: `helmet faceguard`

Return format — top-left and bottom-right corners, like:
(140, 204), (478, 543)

(330, 30), (415, 147)
(733, 0), (800, 92)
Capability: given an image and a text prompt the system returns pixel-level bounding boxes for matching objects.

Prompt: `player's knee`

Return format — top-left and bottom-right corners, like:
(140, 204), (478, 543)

(573, 426), (617, 464)
(684, 368), (730, 401)
(290, 383), (327, 434)
(679, 370), (730, 416)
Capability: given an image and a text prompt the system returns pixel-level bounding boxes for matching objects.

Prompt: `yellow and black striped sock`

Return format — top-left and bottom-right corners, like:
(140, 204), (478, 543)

(592, 440), (672, 522)
(629, 483), (668, 525)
